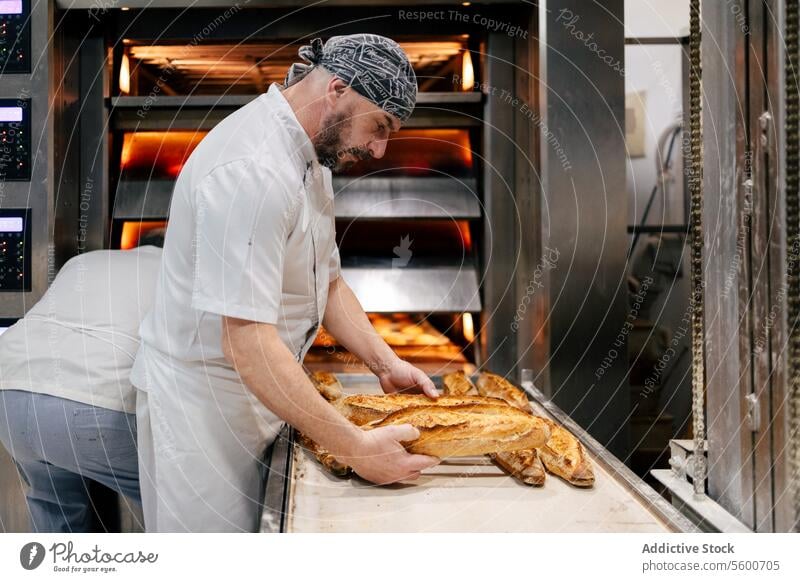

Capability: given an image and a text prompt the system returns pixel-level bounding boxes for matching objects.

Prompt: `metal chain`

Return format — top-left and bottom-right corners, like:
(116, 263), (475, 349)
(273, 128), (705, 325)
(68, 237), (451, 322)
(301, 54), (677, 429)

(785, 0), (800, 532)
(688, 0), (706, 497)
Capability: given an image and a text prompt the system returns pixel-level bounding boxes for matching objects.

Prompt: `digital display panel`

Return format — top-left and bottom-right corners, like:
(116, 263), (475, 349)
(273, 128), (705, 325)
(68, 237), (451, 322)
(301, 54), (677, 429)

(0, 107), (23, 122)
(0, 1), (23, 15)
(0, 216), (23, 232)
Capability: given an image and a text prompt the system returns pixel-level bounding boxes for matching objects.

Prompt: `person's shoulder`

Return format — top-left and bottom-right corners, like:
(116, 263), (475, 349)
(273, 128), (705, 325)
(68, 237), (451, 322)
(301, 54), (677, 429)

(198, 153), (305, 200)
(59, 249), (160, 271)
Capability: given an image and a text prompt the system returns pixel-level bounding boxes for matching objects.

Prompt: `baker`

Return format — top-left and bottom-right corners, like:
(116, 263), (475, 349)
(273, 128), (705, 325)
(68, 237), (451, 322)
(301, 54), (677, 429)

(0, 244), (162, 531)
(130, 34), (441, 533)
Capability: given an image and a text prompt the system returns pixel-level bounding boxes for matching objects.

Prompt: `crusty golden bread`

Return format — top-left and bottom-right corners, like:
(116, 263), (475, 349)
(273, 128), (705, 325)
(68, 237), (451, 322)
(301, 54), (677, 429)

(444, 372), (545, 484)
(476, 372), (532, 412)
(367, 403), (551, 458)
(309, 371), (343, 403)
(491, 449), (546, 486)
(297, 432), (350, 477)
(442, 371), (479, 396)
(339, 393), (509, 426)
(537, 417), (594, 487)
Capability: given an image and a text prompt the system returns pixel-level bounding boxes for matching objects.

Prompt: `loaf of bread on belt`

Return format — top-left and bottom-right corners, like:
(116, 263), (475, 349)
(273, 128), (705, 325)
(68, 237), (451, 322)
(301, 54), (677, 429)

(298, 372), (347, 473)
(476, 371), (532, 412)
(443, 372), (545, 486)
(442, 370), (479, 396)
(309, 371), (343, 403)
(337, 393), (508, 426)
(297, 432), (351, 477)
(365, 403), (551, 458)
(536, 417), (595, 487)
(304, 371), (592, 487)
(475, 371), (595, 487)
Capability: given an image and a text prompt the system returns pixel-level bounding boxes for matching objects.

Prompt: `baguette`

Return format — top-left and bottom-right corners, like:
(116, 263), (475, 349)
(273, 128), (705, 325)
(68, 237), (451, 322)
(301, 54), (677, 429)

(442, 371), (479, 396)
(309, 371), (343, 403)
(297, 432), (350, 477)
(445, 372), (545, 484)
(537, 418), (595, 487)
(339, 393), (510, 426)
(367, 403), (551, 458)
(476, 372), (532, 412)
(491, 449), (546, 486)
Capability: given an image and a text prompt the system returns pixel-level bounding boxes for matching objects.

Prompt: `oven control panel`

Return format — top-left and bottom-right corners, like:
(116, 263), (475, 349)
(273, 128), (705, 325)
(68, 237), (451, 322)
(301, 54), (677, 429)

(0, 208), (31, 291)
(0, 0), (30, 74)
(0, 98), (30, 181)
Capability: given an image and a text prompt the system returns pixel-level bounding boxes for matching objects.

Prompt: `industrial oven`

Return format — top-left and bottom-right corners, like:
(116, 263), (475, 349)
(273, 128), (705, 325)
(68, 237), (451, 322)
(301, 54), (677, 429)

(112, 48), (483, 372)
(1, 0), (796, 533)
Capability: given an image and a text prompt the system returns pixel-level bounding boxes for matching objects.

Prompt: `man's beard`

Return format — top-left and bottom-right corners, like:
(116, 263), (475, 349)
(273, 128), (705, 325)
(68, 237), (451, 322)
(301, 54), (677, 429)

(313, 109), (371, 172)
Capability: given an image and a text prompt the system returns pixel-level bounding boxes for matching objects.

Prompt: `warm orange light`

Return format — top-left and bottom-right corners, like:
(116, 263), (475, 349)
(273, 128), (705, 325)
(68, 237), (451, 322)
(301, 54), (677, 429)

(119, 131), (207, 177)
(461, 50), (474, 91)
(119, 53), (131, 95)
(458, 221), (472, 252)
(339, 128), (473, 177)
(119, 133), (133, 169)
(120, 221), (167, 250)
(462, 313), (475, 342)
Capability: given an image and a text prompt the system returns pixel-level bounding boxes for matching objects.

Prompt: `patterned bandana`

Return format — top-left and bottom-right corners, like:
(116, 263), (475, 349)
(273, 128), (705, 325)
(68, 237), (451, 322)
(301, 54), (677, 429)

(284, 34), (418, 123)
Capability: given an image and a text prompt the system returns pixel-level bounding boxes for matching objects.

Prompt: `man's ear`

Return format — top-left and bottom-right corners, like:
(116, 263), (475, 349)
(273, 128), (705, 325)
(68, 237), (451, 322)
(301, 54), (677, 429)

(326, 76), (349, 106)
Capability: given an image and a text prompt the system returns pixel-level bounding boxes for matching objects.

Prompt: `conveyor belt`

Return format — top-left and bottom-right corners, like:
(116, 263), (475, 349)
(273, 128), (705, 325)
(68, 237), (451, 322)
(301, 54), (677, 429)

(260, 375), (696, 533)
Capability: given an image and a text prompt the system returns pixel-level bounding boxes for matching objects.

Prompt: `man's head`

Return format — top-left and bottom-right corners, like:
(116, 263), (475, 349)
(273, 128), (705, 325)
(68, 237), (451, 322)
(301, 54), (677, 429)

(284, 34), (417, 172)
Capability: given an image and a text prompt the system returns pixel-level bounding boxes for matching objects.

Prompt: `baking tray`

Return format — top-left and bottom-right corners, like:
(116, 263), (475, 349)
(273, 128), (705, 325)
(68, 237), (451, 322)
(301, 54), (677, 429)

(260, 374), (697, 533)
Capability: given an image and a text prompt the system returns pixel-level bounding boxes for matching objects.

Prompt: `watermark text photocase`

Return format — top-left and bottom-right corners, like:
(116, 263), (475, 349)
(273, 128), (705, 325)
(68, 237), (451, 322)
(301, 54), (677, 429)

(511, 246), (560, 332)
(555, 8), (625, 77)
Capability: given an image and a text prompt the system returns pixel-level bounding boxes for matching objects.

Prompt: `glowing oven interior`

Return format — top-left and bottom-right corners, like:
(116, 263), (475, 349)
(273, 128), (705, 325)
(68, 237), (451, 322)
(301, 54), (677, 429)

(118, 39), (475, 95)
(114, 128), (480, 373)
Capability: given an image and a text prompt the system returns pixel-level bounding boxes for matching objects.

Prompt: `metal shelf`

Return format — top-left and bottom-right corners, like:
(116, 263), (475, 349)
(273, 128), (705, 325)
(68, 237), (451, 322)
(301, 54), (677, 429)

(332, 177), (480, 220)
(114, 176), (482, 221)
(341, 264), (481, 313)
(108, 93), (483, 131)
(113, 180), (174, 220)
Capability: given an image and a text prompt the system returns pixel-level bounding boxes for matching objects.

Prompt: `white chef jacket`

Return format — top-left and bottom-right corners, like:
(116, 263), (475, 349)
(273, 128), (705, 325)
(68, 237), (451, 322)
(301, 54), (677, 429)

(129, 83), (340, 531)
(131, 82), (340, 393)
(0, 247), (162, 414)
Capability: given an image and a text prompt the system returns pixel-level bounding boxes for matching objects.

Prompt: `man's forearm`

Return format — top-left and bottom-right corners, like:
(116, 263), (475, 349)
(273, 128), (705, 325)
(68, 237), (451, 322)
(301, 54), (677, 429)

(222, 317), (361, 457)
(322, 278), (397, 374)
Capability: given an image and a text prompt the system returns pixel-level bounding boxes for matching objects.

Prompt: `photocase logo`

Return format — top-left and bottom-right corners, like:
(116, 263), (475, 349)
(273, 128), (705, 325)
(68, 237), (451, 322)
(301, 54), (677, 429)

(392, 234), (413, 268)
(19, 542), (45, 570)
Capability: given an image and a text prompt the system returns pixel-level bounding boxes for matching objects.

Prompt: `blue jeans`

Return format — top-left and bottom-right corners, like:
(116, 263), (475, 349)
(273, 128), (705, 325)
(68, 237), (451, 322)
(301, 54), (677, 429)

(0, 390), (140, 532)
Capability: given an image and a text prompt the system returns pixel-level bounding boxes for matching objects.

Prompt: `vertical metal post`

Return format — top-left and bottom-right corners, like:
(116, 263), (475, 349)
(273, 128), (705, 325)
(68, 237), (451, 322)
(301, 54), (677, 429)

(536, 0), (629, 458)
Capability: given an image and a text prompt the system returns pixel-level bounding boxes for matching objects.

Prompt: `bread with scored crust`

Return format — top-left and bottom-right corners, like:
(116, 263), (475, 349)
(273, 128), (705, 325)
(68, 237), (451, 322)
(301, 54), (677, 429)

(445, 372), (545, 484)
(339, 393), (510, 426)
(297, 432), (350, 477)
(491, 449), (546, 486)
(475, 372), (594, 487)
(366, 403), (551, 458)
(476, 372), (532, 412)
(442, 371), (479, 396)
(537, 417), (595, 487)
(309, 371), (343, 403)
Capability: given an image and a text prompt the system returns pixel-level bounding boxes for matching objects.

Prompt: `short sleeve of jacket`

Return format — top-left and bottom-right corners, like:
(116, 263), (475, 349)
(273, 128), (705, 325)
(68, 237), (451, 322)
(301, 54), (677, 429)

(190, 158), (299, 323)
(329, 243), (341, 281)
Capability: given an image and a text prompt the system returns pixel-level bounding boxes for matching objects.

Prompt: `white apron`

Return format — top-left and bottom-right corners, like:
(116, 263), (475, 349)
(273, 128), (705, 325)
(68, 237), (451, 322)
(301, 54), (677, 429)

(132, 83), (339, 532)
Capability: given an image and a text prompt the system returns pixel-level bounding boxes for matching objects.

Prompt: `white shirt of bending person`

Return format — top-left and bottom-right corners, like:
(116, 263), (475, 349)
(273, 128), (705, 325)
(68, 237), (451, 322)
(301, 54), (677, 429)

(0, 246), (162, 413)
